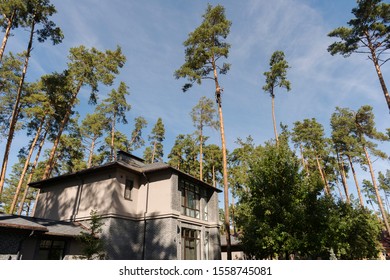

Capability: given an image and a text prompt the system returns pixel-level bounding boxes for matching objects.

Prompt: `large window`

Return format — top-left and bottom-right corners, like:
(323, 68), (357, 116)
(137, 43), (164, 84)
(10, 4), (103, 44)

(38, 239), (66, 260)
(180, 179), (201, 219)
(181, 228), (200, 260)
(180, 178), (210, 220)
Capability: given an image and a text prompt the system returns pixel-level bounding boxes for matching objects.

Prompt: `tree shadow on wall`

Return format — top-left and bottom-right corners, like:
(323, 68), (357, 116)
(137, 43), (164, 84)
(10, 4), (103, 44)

(104, 214), (177, 260)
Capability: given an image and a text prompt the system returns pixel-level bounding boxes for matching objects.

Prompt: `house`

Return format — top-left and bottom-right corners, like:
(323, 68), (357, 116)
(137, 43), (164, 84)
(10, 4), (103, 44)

(3, 151), (221, 260)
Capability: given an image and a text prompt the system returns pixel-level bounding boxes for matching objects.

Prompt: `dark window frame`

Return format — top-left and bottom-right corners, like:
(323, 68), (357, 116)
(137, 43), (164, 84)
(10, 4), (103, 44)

(38, 239), (66, 260)
(124, 179), (134, 201)
(181, 228), (200, 260)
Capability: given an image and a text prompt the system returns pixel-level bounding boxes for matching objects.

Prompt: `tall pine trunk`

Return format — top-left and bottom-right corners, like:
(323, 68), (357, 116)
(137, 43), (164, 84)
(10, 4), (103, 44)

(18, 126), (48, 216)
(363, 145), (390, 233)
(347, 155), (364, 207)
(0, 9), (16, 63)
(315, 154), (330, 196)
(336, 152), (350, 204)
(212, 56), (231, 260)
(0, 19), (35, 194)
(271, 94), (279, 144)
(199, 129), (203, 181)
(87, 137), (97, 168)
(9, 117), (44, 214)
(111, 113), (116, 161)
(367, 33), (390, 112)
(42, 82), (82, 179)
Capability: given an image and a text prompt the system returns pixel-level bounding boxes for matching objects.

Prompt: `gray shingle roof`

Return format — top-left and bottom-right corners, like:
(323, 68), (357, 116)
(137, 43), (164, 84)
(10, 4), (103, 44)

(0, 214), (88, 237)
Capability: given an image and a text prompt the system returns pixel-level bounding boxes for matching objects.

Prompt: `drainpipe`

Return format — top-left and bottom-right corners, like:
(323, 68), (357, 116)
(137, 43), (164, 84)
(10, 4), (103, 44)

(141, 172), (150, 260)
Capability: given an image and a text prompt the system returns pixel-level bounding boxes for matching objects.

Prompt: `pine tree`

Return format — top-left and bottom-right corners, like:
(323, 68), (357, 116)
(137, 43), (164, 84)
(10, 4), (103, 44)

(292, 118), (332, 196)
(144, 118), (165, 163)
(78, 210), (106, 260)
(80, 112), (108, 168)
(174, 4), (233, 259)
(0, 0), (63, 194)
(128, 116), (148, 152)
(353, 105), (390, 233)
(0, 0), (27, 62)
(97, 81), (130, 161)
(328, 0), (390, 112)
(190, 97), (218, 181)
(262, 51), (291, 144)
(42, 45), (125, 179)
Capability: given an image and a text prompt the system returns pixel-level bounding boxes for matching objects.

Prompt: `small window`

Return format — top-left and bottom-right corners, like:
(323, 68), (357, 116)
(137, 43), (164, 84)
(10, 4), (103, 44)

(124, 179), (133, 200)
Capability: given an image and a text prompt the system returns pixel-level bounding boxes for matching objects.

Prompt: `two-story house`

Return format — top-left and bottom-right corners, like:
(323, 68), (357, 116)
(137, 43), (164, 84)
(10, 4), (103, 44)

(27, 151), (221, 260)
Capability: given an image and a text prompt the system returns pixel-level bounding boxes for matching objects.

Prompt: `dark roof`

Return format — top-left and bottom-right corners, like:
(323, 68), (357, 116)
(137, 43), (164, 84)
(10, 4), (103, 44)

(29, 152), (221, 193)
(0, 214), (88, 237)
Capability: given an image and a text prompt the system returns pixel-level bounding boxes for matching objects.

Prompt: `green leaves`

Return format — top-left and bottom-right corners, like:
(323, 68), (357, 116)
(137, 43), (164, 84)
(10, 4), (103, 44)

(263, 51), (291, 97)
(175, 4), (231, 90)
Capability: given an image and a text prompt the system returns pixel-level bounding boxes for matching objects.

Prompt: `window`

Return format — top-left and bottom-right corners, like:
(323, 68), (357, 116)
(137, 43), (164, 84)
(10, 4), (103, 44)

(38, 239), (66, 260)
(180, 179), (200, 219)
(181, 228), (200, 260)
(124, 179), (133, 200)
(180, 178), (210, 220)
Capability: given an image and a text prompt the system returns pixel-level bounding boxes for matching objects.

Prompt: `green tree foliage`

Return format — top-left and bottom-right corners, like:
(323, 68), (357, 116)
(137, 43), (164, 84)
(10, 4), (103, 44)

(0, 53), (23, 139)
(328, 0), (390, 111)
(0, 0), (27, 62)
(174, 4), (233, 258)
(228, 136), (262, 196)
(353, 105), (390, 233)
(168, 133), (199, 177)
(80, 112), (108, 168)
(203, 144), (223, 188)
(144, 118), (165, 163)
(42, 45), (126, 179)
(190, 96), (218, 181)
(78, 210), (106, 260)
(97, 81), (130, 161)
(331, 107), (365, 206)
(128, 116), (148, 152)
(235, 140), (383, 259)
(292, 118), (331, 195)
(0, 0), (63, 194)
(262, 51), (291, 144)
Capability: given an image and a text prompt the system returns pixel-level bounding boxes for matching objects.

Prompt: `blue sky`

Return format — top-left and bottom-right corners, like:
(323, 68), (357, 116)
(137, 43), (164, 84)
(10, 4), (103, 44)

(3, 0), (390, 202)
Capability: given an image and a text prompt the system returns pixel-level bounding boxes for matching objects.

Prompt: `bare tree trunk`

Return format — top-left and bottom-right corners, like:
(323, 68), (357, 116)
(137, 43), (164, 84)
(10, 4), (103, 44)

(367, 34), (390, 112)
(9, 118), (44, 214)
(111, 114), (116, 161)
(363, 145), (390, 233)
(347, 155), (364, 207)
(18, 127), (48, 216)
(199, 128), (203, 181)
(0, 19), (35, 194)
(212, 55), (231, 260)
(315, 155), (330, 196)
(151, 141), (156, 163)
(87, 137), (96, 168)
(271, 94), (279, 144)
(299, 144), (309, 173)
(336, 152), (350, 204)
(0, 10), (16, 63)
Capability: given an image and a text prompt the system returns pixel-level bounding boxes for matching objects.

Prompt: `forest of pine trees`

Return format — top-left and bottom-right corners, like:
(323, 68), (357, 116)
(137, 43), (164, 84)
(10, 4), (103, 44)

(0, 0), (389, 260)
